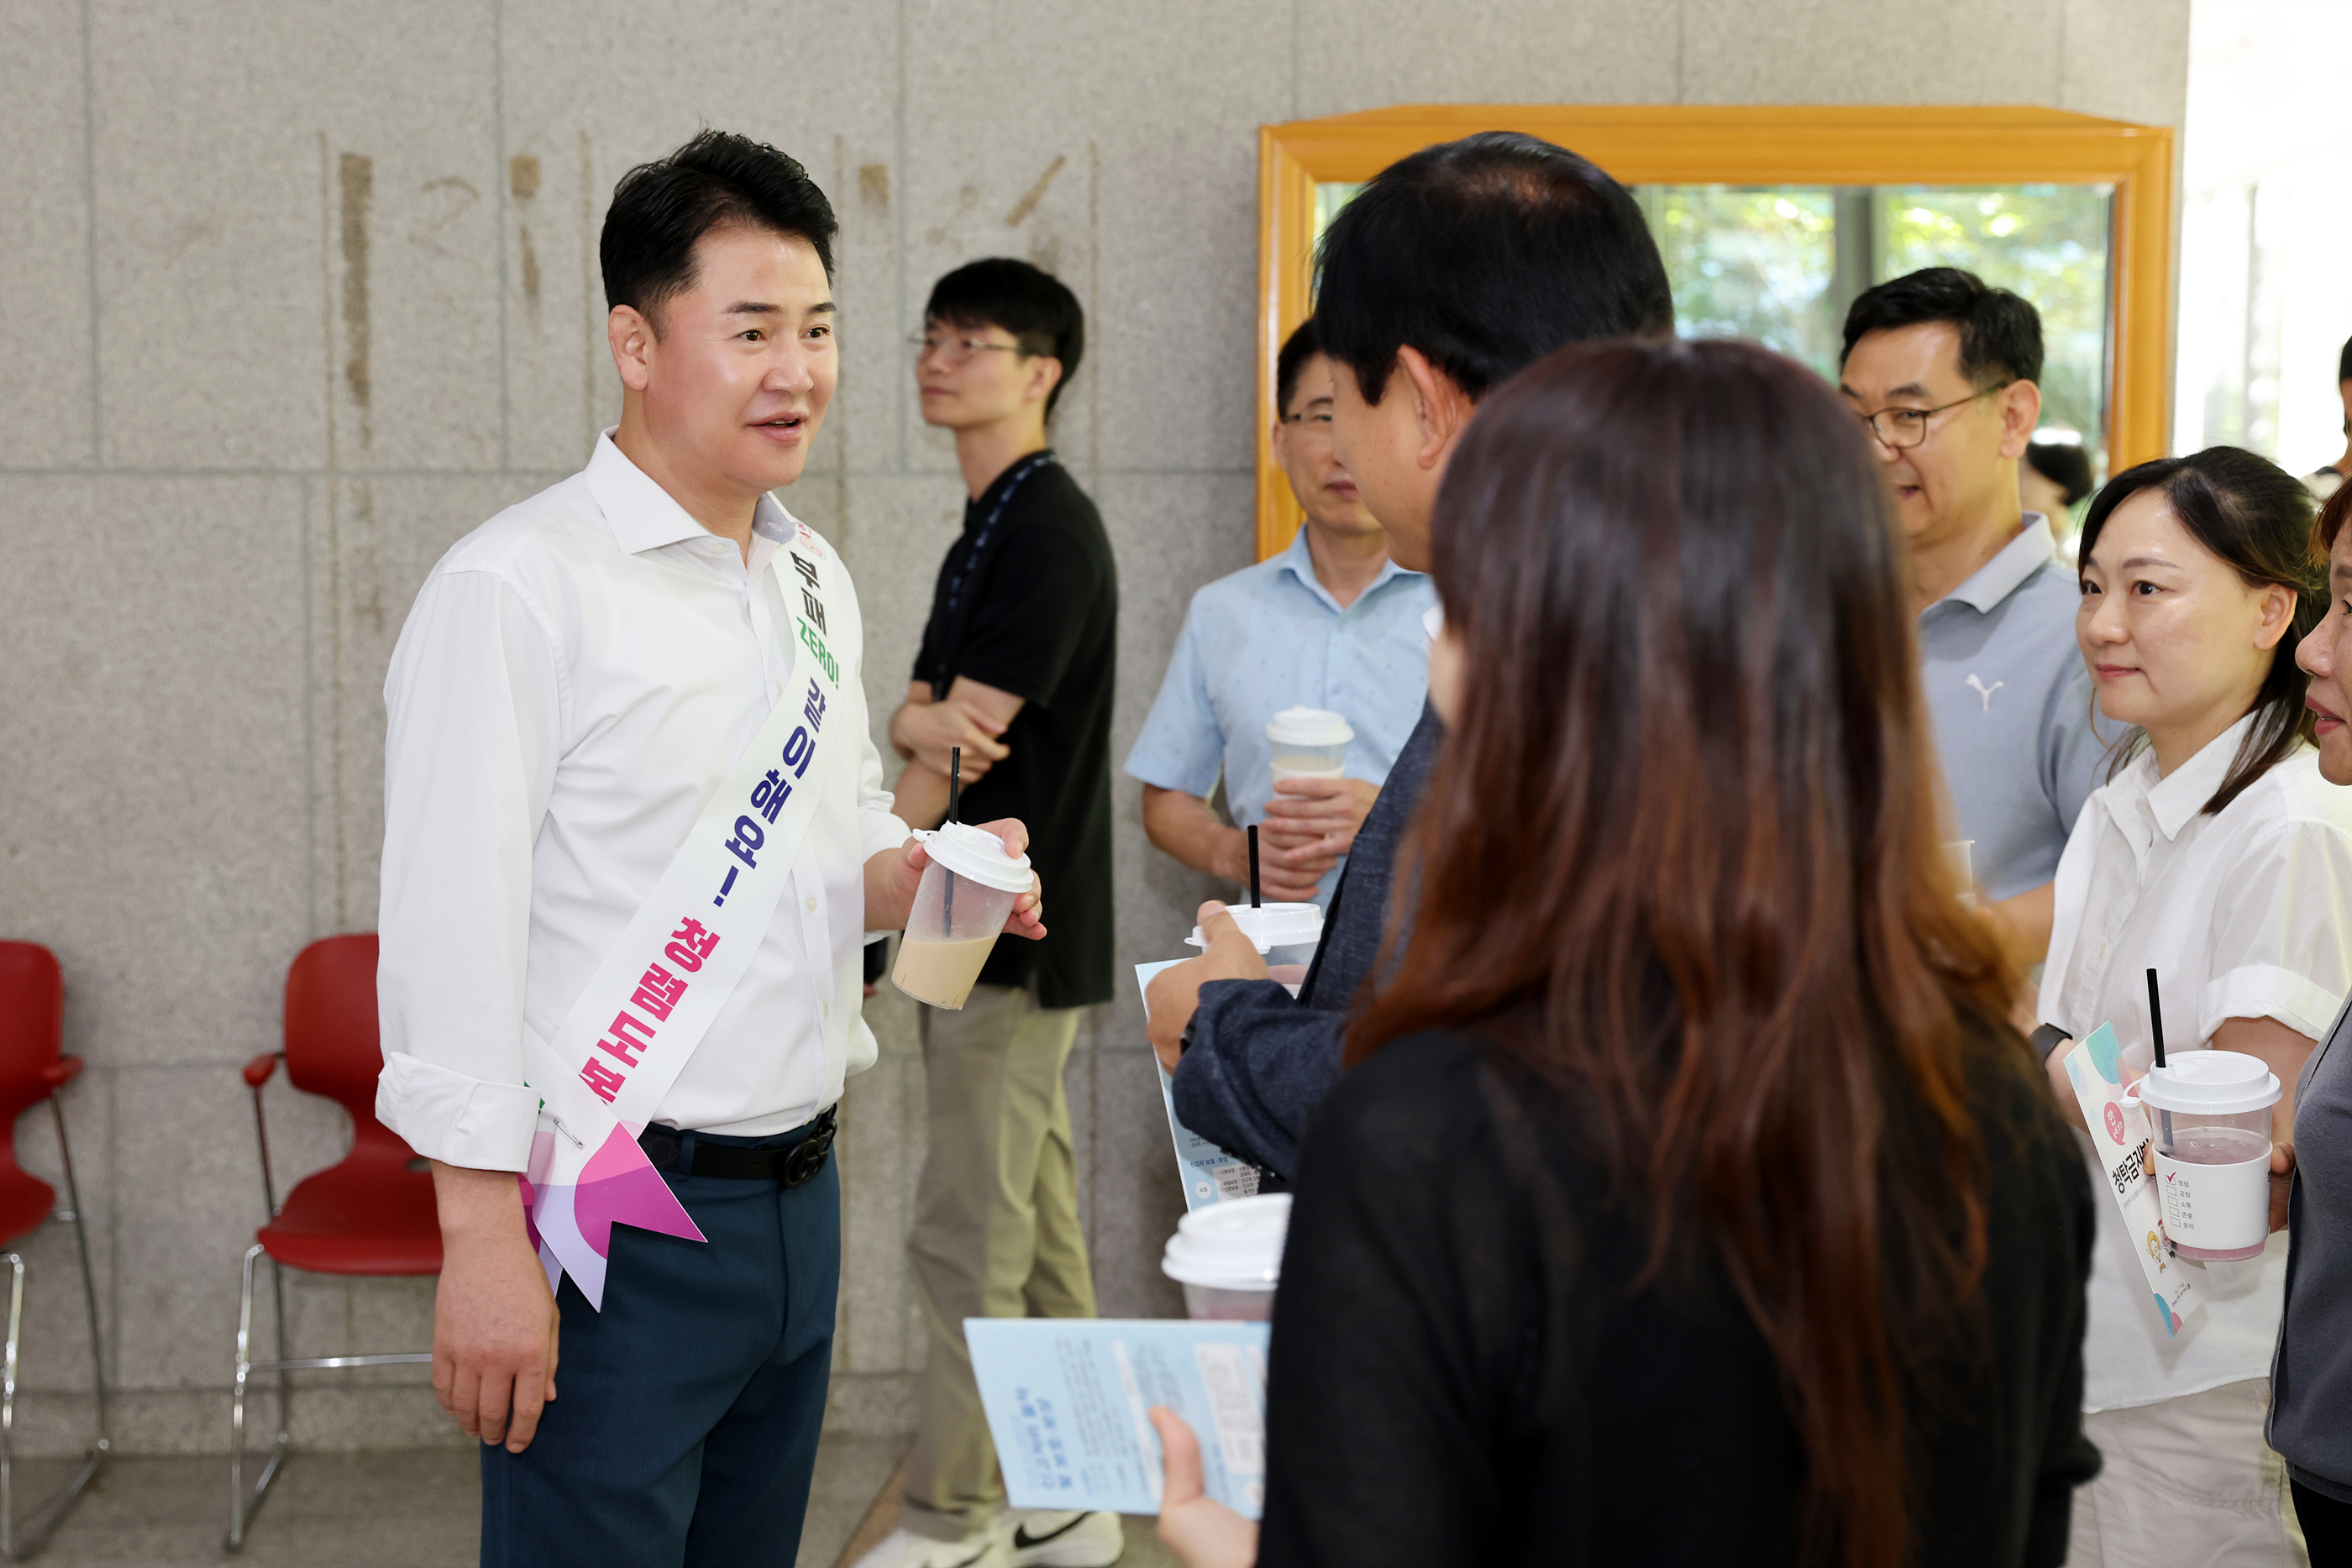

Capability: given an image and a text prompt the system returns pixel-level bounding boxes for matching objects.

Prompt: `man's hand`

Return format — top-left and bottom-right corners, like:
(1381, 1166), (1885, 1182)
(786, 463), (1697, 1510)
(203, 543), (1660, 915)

(1147, 903), (1271, 1072)
(430, 1162), (560, 1454)
(890, 694), (1009, 778)
(864, 817), (1046, 939)
(1149, 1407), (1257, 1568)
(1260, 774), (1380, 861)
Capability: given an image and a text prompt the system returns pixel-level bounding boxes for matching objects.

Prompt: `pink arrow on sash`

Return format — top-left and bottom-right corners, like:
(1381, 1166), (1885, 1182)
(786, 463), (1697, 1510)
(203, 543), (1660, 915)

(520, 1121), (705, 1308)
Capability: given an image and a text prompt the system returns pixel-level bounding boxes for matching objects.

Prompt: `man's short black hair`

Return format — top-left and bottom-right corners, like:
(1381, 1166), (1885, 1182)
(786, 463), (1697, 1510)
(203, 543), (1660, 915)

(1312, 131), (1673, 406)
(925, 258), (1085, 419)
(2025, 438), (2094, 506)
(1839, 266), (2043, 388)
(1275, 319), (1326, 417)
(601, 130), (837, 333)
(2339, 334), (2351, 385)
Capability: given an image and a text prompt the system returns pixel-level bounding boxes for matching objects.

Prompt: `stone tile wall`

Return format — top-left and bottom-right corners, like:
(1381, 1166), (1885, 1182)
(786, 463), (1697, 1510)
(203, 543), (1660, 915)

(0, 0), (2187, 1453)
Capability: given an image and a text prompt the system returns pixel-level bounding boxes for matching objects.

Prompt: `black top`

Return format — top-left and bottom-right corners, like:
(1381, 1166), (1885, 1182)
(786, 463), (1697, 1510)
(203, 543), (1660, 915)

(1258, 1027), (2100, 1568)
(1172, 700), (1441, 1178)
(911, 453), (1116, 1009)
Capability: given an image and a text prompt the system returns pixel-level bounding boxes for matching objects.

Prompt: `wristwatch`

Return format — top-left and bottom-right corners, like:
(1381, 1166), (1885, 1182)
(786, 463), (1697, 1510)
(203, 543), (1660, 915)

(2029, 1023), (2070, 1061)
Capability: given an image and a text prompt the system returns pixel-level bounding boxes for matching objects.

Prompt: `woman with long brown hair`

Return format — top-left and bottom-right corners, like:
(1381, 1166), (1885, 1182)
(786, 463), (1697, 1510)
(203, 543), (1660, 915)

(1153, 337), (2097, 1568)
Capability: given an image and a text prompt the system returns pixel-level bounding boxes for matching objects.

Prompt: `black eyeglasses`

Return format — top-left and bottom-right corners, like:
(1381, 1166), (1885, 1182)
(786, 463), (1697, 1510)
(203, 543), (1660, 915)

(909, 332), (1026, 367)
(1854, 382), (2014, 450)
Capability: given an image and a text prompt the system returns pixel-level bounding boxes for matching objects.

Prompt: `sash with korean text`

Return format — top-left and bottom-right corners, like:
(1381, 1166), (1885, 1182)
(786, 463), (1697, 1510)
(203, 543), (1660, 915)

(517, 521), (848, 1309)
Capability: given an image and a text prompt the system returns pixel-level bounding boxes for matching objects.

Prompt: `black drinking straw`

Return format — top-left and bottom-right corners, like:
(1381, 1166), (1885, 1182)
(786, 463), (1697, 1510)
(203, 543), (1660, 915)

(1247, 825), (1262, 909)
(2146, 968), (2173, 1146)
(943, 747), (963, 931)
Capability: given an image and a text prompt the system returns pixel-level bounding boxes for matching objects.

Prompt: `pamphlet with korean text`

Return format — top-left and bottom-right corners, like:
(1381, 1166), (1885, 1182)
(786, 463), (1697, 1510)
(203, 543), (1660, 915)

(2061, 1023), (2202, 1336)
(965, 1317), (1272, 1518)
(1137, 959), (1263, 1209)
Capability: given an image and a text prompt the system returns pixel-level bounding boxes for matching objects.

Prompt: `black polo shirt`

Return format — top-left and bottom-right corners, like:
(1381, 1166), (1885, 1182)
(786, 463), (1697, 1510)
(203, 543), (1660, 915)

(911, 451), (1116, 1009)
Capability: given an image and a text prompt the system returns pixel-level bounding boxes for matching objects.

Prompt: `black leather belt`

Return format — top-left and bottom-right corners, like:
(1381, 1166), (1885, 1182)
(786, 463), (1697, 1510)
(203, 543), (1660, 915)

(638, 1108), (837, 1187)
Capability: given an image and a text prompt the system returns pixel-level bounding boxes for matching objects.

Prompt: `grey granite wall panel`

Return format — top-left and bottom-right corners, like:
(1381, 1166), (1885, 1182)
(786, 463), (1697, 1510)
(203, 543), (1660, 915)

(0, 0), (2188, 1455)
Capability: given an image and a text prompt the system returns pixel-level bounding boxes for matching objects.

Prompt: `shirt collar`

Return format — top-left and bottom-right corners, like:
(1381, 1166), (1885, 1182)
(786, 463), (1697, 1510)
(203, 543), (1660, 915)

(2141, 711), (2262, 840)
(963, 448), (1058, 527)
(1932, 513), (2056, 616)
(585, 429), (792, 556)
(1274, 524), (1418, 613)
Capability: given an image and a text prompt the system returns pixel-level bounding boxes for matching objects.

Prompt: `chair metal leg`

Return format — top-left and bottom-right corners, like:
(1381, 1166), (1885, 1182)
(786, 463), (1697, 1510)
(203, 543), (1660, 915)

(224, 1245), (286, 1554)
(0, 1097), (119, 1561)
(223, 1245), (428, 1553)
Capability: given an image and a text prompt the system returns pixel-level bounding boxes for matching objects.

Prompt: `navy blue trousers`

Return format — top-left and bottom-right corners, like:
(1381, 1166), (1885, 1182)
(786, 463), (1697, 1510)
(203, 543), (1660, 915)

(481, 1124), (840, 1568)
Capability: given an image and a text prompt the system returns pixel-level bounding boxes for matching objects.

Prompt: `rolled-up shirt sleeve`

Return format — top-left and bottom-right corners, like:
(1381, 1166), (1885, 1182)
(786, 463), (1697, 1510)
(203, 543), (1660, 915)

(2197, 817), (2352, 1043)
(856, 726), (913, 864)
(375, 569), (564, 1172)
(1123, 596), (1225, 798)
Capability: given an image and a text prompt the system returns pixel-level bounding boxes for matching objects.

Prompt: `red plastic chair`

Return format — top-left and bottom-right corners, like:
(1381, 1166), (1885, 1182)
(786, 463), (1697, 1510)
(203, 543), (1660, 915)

(228, 935), (438, 1551)
(0, 941), (109, 1560)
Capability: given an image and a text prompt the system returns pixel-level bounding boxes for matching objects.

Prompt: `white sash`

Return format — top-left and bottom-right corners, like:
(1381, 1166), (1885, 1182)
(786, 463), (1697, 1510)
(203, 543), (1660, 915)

(520, 519), (848, 1308)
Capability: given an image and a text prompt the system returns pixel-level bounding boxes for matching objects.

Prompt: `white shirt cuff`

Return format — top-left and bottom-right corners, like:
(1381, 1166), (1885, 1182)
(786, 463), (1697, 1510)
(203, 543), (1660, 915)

(860, 808), (914, 864)
(375, 1051), (542, 1172)
(2197, 964), (2348, 1044)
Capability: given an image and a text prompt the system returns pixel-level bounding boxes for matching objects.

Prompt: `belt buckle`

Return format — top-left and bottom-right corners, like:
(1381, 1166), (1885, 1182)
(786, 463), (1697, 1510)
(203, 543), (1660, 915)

(782, 1109), (837, 1188)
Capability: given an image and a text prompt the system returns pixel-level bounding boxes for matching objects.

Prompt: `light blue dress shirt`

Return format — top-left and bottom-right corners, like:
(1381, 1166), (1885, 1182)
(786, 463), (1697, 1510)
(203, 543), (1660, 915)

(1125, 526), (1436, 905)
(1918, 512), (2120, 904)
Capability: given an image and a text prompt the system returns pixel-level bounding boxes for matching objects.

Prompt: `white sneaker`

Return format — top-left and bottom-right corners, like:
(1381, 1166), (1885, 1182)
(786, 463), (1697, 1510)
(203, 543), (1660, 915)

(1000, 1508), (1124, 1567)
(848, 1526), (1009, 1568)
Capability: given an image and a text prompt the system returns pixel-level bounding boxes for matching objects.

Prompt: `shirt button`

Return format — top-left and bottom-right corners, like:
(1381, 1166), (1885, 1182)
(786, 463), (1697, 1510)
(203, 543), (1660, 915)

(822, 1003), (831, 1019)
(806, 896), (817, 911)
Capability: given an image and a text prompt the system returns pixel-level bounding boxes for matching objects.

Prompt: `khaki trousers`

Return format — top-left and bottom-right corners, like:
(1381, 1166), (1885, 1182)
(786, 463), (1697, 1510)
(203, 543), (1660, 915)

(900, 983), (1095, 1541)
(2066, 1378), (2308, 1566)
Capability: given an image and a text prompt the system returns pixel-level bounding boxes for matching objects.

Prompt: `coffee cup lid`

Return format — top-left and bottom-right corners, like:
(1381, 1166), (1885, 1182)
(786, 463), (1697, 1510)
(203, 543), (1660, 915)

(913, 821), (1035, 893)
(1264, 706), (1353, 747)
(2137, 1049), (2281, 1116)
(1186, 902), (1323, 954)
(1160, 1193), (1291, 1290)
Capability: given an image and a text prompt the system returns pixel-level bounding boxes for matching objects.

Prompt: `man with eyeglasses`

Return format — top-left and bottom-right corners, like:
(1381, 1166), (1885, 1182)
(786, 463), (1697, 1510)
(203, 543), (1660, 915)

(1124, 319), (1434, 908)
(1838, 266), (2109, 971)
(869, 258), (1121, 1568)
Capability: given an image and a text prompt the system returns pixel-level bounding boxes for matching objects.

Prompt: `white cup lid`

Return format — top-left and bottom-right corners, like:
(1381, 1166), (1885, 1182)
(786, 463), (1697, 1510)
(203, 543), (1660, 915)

(1264, 706), (1353, 747)
(1186, 902), (1324, 954)
(914, 821), (1034, 893)
(2138, 1049), (2281, 1116)
(1160, 1193), (1291, 1289)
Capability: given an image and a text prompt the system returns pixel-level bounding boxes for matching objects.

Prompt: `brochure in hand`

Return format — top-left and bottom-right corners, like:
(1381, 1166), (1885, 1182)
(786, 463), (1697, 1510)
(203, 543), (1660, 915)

(2061, 1022), (2202, 1336)
(1137, 959), (1264, 1209)
(964, 1317), (1272, 1518)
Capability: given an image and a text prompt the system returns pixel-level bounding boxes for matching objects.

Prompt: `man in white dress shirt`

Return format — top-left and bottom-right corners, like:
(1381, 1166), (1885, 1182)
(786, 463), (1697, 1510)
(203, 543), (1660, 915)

(375, 132), (1041, 1568)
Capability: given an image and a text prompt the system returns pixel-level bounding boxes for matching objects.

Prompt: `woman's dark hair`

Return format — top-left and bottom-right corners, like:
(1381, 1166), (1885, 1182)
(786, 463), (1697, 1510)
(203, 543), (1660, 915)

(2320, 475), (2352, 551)
(1839, 266), (2042, 388)
(1313, 132), (1672, 406)
(2025, 438), (2095, 506)
(2077, 448), (2323, 815)
(1353, 338), (2015, 1568)
(925, 258), (1085, 419)
(601, 130), (837, 330)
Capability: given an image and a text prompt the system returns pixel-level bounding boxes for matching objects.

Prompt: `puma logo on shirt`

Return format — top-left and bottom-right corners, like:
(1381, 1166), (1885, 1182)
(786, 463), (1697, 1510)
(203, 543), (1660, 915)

(1966, 674), (2005, 712)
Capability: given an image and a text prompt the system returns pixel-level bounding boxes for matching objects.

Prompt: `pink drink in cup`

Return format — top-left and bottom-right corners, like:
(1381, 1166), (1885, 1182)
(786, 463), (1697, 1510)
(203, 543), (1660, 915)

(890, 822), (1033, 1010)
(2139, 1049), (2282, 1263)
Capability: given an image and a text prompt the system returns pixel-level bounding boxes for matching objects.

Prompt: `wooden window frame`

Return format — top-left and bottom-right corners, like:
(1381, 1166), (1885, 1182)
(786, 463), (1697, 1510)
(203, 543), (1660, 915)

(1256, 104), (2176, 560)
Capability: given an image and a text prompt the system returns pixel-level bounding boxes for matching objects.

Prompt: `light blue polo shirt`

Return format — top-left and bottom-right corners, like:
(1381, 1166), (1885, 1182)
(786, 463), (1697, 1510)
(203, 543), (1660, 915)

(1125, 526), (1436, 905)
(1919, 512), (2118, 903)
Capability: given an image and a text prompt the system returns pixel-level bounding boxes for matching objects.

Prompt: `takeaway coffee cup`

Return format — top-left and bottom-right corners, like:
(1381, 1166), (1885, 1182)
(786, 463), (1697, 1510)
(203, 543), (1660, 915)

(2139, 1049), (2282, 1263)
(1161, 1193), (1291, 1320)
(890, 821), (1033, 1010)
(1189, 902), (1325, 995)
(1266, 707), (1353, 785)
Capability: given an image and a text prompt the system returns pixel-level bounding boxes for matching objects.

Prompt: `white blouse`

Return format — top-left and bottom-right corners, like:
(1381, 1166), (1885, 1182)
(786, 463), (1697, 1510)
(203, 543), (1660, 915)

(2040, 715), (2352, 1410)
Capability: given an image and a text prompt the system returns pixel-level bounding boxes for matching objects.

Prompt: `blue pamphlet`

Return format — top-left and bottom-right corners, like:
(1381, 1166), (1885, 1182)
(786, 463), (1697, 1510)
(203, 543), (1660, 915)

(964, 1317), (1272, 1518)
(1137, 959), (1264, 1209)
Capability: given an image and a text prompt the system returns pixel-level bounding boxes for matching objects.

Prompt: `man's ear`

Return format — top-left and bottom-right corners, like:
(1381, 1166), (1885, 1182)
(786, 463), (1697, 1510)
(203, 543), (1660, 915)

(1024, 354), (1064, 410)
(1395, 345), (1474, 473)
(1996, 377), (2042, 460)
(610, 305), (655, 394)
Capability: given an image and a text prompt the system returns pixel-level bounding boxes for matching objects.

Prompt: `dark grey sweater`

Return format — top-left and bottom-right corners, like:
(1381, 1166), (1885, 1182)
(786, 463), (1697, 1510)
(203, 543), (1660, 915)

(1168, 700), (1441, 1180)
(2271, 995), (2352, 1500)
